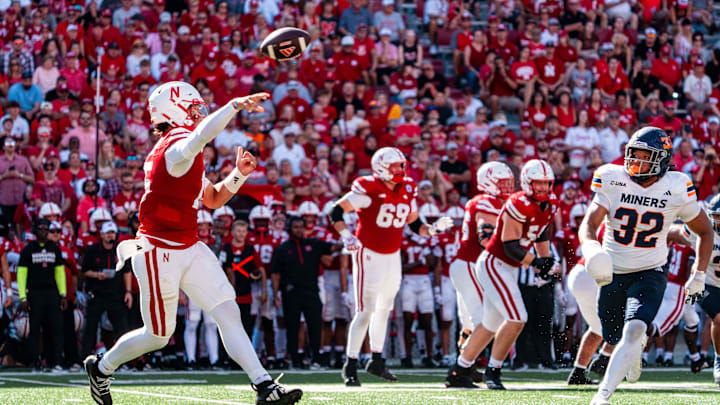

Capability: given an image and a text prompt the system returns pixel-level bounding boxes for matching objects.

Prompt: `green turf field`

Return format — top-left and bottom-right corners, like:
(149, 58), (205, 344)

(0, 368), (717, 404)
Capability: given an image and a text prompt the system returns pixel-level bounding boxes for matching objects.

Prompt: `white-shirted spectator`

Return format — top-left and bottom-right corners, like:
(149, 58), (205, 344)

(684, 59), (712, 104)
(272, 127), (307, 175)
(565, 110), (599, 168)
(597, 111), (629, 162)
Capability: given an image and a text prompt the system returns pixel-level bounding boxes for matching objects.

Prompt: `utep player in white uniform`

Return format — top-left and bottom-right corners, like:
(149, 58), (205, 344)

(581, 127), (713, 405)
(83, 82), (302, 405)
(329, 147), (453, 386)
(674, 193), (720, 386)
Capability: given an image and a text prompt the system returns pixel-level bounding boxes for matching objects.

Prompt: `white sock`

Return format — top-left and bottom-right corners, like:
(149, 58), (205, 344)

(663, 352), (673, 362)
(100, 327), (169, 375)
(597, 320), (647, 399)
(690, 352), (701, 361)
(600, 349), (613, 357)
(457, 354), (474, 368)
(574, 363), (586, 370)
(656, 348), (664, 358)
(488, 357), (503, 369)
(204, 320), (219, 365)
(184, 319), (199, 362)
(335, 345), (344, 353)
(346, 312), (372, 358)
(322, 345), (331, 354)
(369, 309), (391, 353)
(641, 352), (648, 362)
(210, 300), (269, 383)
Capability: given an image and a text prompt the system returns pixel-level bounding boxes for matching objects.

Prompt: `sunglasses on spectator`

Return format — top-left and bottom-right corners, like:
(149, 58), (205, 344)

(107, 103), (117, 107)
(49, 229), (61, 234)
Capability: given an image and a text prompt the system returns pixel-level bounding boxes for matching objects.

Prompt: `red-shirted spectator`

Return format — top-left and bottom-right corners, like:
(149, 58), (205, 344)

(652, 44), (681, 93)
(299, 46), (326, 92)
(490, 24), (518, 63)
(650, 101), (683, 134)
(277, 82), (311, 124)
(191, 52), (225, 90)
(332, 36), (364, 84)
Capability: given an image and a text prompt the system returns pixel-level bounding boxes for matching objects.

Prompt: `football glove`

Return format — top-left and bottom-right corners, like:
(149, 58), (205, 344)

(342, 291), (353, 310)
(340, 229), (361, 252)
(428, 216), (453, 236)
(684, 270), (706, 305)
(433, 286), (442, 306)
(584, 240), (613, 287)
(532, 257), (555, 280)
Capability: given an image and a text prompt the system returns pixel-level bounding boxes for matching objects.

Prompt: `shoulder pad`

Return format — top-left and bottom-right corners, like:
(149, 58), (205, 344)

(351, 176), (375, 195)
(666, 171), (696, 200)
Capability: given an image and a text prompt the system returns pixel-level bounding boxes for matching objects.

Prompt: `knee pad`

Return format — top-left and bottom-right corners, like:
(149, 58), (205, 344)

(623, 319), (647, 343)
(684, 323), (698, 333)
(145, 330), (171, 351)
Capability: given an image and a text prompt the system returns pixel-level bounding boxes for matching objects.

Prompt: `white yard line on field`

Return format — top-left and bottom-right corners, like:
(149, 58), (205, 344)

(0, 376), (251, 405)
(68, 378), (208, 385)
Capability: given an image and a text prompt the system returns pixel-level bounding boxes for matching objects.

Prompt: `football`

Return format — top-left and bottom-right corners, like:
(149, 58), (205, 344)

(259, 27), (311, 61)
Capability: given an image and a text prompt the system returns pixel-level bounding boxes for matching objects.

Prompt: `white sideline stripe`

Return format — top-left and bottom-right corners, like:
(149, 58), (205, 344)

(69, 378), (208, 385)
(0, 376), (251, 405)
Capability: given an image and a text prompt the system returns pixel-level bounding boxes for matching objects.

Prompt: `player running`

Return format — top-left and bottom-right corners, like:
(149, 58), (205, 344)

(329, 147), (453, 386)
(447, 159), (557, 389)
(582, 127), (712, 405)
(83, 81), (302, 405)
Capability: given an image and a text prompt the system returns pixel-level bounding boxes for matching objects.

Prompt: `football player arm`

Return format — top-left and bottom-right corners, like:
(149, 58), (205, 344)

(579, 200), (608, 245)
(667, 224), (693, 247)
(123, 271), (133, 308)
(476, 212), (497, 244)
(54, 265), (66, 297)
(17, 265), (28, 300)
(1, 252), (10, 305)
(684, 211), (713, 273)
(329, 193), (367, 236)
(202, 147), (257, 209)
(165, 93), (269, 167)
(500, 212), (535, 266)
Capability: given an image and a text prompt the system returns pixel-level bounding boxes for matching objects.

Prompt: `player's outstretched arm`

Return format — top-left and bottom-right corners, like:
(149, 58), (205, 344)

(407, 211), (454, 238)
(166, 93), (269, 167)
(203, 147), (257, 209)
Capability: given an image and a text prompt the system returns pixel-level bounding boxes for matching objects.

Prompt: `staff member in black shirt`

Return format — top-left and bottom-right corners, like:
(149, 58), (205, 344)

(17, 218), (67, 370)
(221, 220), (265, 337)
(81, 221), (132, 358)
(271, 217), (342, 368)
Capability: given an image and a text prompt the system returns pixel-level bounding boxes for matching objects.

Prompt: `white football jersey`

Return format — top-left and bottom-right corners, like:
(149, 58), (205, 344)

(591, 164), (701, 274)
(679, 223), (720, 288)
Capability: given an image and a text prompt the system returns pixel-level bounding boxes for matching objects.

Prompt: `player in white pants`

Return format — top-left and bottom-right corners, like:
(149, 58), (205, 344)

(184, 295), (219, 368)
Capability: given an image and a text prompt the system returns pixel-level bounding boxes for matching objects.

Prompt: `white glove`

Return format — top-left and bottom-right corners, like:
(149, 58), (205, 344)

(684, 270), (706, 304)
(433, 286), (442, 306)
(342, 291), (353, 310)
(583, 240), (613, 287)
(340, 229), (361, 252)
(428, 216), (453, 236)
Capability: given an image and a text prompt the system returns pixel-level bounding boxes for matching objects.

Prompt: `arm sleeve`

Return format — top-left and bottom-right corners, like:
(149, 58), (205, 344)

(165, 100), (240, 168)
(55, 265), (67, 296)
(17, 266), (27, 300)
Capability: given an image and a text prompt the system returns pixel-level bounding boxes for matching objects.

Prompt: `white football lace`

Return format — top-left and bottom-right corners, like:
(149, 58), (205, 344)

(96, 375), (114, 394)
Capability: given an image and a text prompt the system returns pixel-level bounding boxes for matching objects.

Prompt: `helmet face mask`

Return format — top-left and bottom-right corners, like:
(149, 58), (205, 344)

(625, 147), (662, 177)
(711, 214), (720, 235)
(372, 147), (407, 184)
(623, 126), (673, 182)
(530, 180), (553, 201)
(477, 161), (515, 198)
(497, 177), (515, 199)
(520, 159), (554, 202)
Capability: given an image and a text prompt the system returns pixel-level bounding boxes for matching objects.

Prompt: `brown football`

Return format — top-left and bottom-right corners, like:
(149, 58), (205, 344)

(260, 27), (311, 61)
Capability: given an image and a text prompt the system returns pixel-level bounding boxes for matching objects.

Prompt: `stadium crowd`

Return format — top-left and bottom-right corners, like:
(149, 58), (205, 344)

(0, 0), (718, 373)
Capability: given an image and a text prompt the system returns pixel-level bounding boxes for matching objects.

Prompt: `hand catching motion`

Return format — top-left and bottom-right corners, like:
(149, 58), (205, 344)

(233, 92), (270, 113)
(236, 146), (258, 176)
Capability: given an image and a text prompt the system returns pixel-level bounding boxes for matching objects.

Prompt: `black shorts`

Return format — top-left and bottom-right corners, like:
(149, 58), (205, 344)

(700, 284), (720, 320)
(597, 267), (668, 345)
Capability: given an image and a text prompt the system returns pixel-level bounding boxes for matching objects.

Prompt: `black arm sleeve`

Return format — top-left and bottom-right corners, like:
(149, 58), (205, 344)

(408, 218), (424, 234)
(329, 204), (345, 224)
(536, 227), (549, 242)
(503, 240), (527, 263)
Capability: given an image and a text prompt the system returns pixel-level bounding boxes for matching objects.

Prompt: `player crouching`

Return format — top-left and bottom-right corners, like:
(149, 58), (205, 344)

(446, 159), (557, 389)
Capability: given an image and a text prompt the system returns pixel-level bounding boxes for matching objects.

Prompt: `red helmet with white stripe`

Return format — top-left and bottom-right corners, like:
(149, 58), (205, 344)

(148, 81), (209, 128)
(371, 147), (407, 184)
(520, 159), (554, 202)
(476, 161), (515, 199)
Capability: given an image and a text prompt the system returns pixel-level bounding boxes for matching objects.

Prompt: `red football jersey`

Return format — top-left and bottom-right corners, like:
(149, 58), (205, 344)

(435, 230), (461, 277)
(2, 237), (22, 282)
(351, 176), (418, 253)
(668, 243), (694, 286)
(485, 192), (558, 267)
(247, 230), (285, 266)
(456, 193), (504, 262)
(113, 190), (142, 227)
(138, 128), (207, 246)
(401, 235), (433, 275)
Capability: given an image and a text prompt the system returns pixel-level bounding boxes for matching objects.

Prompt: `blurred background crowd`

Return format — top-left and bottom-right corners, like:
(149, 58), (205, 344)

(0, 0), (719, 373)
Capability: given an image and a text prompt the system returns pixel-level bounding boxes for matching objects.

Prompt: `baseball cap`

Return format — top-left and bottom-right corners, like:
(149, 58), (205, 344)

(382, 0), (394, 5)
(521, 121), (531, 128)
(341, 35), (354, 46)
(549, 17), (559, 25)
(22, 71), (32, 79)
(50, 221), (62, 231)
(664, 100), (675, 109)
(661, 44), (671, 55)
(101, 221), (118, 234)
(488, 15), (499, 22)
(601, 42), (613, 51)
(400, 89), (417, 99)
(131, 102), (144, 110)
(645, 27), (656, 37)
(101, 8), (112, 17)
(160, 12), (171, 23)
(497, 23), (507, 31)
(59, 83), (69, 90)
(325, 72), (336, 81)
(41, 101), (52, 109)
(207, 51), (218, 61)
(66, 51), (77, 58)
(446, 142), (458, 151)
(287, 80), (300, 90)
(696, 58), (705, 66)
(710, 116), (720, 125)
(67, 24), (78, 32)
(563, 181), (578, 191)
(283, 126), (296, 136)
(379, 27), (392, 36)
(419, 180), (433, 189)
(642, 60), (652, 68)
(178, 25), (190, 35)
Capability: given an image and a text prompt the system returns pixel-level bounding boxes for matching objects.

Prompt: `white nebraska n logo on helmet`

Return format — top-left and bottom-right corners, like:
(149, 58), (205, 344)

(169, 86), (180, 103)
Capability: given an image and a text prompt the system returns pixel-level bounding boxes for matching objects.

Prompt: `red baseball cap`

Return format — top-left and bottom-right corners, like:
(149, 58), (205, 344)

(101, 9), (112, 17)
(661, 45), (671, 55)
(521, 121), (531, 128)
(696, 58), (705, 66)
(664, 100), (674, 109)
(207, 52), (217, 61)
(59, 83), (69, 90)
(325, 72), (336, 81)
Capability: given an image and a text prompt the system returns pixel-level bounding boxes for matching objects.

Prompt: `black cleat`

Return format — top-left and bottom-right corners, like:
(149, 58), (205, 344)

(445, 364), (478, 388)
(342, 358), (361, 387)
(690, 357), (705, 373)
(252, 374), (302, 405)
(470, 364), (485, 383)
(422, 357), (437, 368)
(484, 367), (506, 390)
(365, 353), (398, 382)
(567, 367), (597, 385)
(589, 354), (609, 378)
(400, 357), (414, 369)
(663, 358), (673, 367)
(84, 355), (113, 405)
